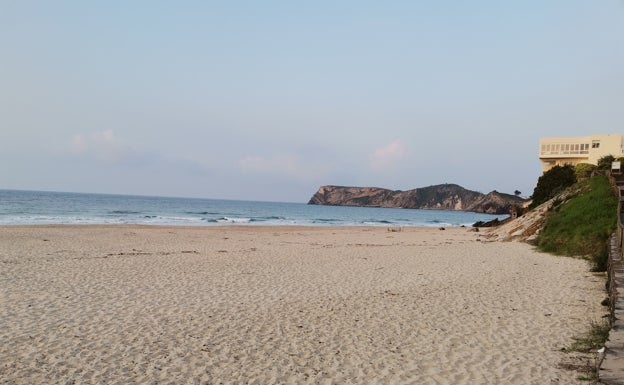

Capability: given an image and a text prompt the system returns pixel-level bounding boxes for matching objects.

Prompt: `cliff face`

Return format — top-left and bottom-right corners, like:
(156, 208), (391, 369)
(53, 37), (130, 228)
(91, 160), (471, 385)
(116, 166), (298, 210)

(308, 184), (528, 215)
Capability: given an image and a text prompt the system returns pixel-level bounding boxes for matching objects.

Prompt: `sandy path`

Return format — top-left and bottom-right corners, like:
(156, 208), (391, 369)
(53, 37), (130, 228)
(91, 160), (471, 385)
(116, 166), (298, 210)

(0, 226), (607, 384)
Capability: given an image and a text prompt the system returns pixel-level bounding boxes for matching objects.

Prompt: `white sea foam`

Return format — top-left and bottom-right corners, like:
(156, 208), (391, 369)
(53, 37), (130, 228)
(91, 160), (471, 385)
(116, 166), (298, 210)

(141, 216), (206, 225)
(216, 217), (252, 224)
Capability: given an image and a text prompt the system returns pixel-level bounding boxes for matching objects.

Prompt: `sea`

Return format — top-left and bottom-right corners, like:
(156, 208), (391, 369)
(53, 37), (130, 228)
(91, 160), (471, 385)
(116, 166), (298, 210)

(0, 189), (508, 227)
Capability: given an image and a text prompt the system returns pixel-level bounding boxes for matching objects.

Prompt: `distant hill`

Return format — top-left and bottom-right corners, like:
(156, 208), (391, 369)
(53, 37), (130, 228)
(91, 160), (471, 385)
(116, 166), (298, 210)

(307, 184), (528, 215)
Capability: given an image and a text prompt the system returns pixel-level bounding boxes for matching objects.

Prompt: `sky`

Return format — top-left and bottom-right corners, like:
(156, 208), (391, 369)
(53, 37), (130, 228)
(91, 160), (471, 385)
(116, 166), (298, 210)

(1, 1), (623, 202)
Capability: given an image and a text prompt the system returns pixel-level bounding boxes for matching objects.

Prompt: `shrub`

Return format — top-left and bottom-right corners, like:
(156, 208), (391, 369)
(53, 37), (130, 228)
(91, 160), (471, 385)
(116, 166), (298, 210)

(530, 165), (576, 209)
(574, 163), (596, 179)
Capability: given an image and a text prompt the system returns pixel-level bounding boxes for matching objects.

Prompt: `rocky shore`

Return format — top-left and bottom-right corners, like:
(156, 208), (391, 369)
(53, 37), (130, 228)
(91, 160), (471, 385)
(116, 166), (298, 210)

(308, 184), (528, 215)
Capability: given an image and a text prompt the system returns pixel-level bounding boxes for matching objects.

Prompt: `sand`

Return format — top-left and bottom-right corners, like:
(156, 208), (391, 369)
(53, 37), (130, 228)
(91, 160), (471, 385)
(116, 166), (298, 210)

(0, 225), (607, 384)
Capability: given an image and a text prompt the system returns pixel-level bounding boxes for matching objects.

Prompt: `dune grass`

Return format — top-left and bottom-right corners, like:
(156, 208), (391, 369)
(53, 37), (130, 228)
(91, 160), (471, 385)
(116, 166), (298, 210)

(566, 319), (611, 353)
(537, 176), (617, 271)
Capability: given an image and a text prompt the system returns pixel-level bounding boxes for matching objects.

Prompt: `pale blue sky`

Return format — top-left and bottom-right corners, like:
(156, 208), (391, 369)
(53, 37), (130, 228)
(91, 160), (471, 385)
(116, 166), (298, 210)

(1, 1), (623, 202)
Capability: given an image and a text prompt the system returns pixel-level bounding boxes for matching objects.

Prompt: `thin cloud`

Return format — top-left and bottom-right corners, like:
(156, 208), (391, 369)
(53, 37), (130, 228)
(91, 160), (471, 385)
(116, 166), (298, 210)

(369, 140), (407, 171)
(239, 154), (328, 182)
(69, 130), (129, 164)
(67, 130), (208, 174)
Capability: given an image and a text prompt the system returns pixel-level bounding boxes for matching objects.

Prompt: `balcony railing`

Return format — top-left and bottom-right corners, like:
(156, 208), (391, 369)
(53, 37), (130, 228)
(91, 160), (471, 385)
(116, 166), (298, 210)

(540, 150), (590, 157)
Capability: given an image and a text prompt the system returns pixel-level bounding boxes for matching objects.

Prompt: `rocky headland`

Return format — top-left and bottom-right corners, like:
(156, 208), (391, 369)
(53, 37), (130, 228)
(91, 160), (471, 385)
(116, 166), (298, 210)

(308, 184), (528, 215)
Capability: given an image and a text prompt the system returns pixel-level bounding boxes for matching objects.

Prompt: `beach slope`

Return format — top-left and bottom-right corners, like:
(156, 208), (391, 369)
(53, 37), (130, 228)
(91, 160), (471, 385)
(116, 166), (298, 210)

(0, 226), (606, 384)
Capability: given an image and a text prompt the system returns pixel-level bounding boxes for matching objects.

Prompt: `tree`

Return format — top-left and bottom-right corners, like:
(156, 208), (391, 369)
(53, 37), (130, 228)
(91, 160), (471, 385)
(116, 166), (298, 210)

(529, 165), (576, 209)
(597, 155), (616, 170)
(514, 190), (521, 196)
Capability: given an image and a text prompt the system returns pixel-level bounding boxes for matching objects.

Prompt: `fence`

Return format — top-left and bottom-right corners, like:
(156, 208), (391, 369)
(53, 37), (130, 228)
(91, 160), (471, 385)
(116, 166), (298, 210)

(597, 175), (624, 384)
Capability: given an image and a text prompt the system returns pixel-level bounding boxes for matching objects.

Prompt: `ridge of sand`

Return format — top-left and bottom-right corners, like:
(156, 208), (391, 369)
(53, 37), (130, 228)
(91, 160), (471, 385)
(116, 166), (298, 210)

(0, 225), (607, 384)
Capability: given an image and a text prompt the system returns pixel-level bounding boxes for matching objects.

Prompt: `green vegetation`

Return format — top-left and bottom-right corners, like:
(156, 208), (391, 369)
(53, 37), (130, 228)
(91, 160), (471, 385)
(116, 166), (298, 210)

(559, 319), (610, 382)
(574, 163), (597, 179)
(597, 155), (616, 170)
(565, 319), (611, 353)
(536, 176), (617, 271)
(529, 165), (577, 209)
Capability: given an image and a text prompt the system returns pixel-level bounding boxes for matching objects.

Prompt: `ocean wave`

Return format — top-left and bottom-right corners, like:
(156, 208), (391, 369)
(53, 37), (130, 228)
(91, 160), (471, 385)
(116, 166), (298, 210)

(312, 218), (340, 223)
(361, 220), (393, 225)
(259, 216), (286, 221)
(421, 222), (455, 227)
(108, 210), (142, 215)
(185, 211), (221, 215)
(215, 217), (252, 224)
(0, 215), (123, 225)
(142, 216), (205, 225)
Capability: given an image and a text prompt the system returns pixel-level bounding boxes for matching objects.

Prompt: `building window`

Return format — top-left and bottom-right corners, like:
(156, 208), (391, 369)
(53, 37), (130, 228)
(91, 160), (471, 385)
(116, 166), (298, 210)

(592, 140), (600, 148)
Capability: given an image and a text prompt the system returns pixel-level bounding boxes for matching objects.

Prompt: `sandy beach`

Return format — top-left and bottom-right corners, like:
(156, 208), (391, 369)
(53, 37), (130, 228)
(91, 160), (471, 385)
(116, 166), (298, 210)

(0, 225), (607, 384)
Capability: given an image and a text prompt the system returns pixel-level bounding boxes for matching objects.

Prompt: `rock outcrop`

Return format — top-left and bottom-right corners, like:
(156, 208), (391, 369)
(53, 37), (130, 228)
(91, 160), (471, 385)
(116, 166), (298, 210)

(308, 184), (528, 215)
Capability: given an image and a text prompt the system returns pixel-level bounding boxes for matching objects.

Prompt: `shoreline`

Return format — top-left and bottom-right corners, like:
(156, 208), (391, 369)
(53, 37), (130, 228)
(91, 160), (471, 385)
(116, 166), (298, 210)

(0, 225), (606, 384)
(0, 223), (478, 228)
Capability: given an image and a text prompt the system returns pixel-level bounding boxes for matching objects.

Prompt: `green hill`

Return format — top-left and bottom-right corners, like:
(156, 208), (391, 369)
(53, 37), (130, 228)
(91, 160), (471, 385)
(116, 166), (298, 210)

(536, 176), (617, 271)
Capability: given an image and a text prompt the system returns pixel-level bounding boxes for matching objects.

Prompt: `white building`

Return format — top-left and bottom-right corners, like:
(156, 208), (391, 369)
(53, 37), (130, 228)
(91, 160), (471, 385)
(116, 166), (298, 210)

(539, 134), (624, 172)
